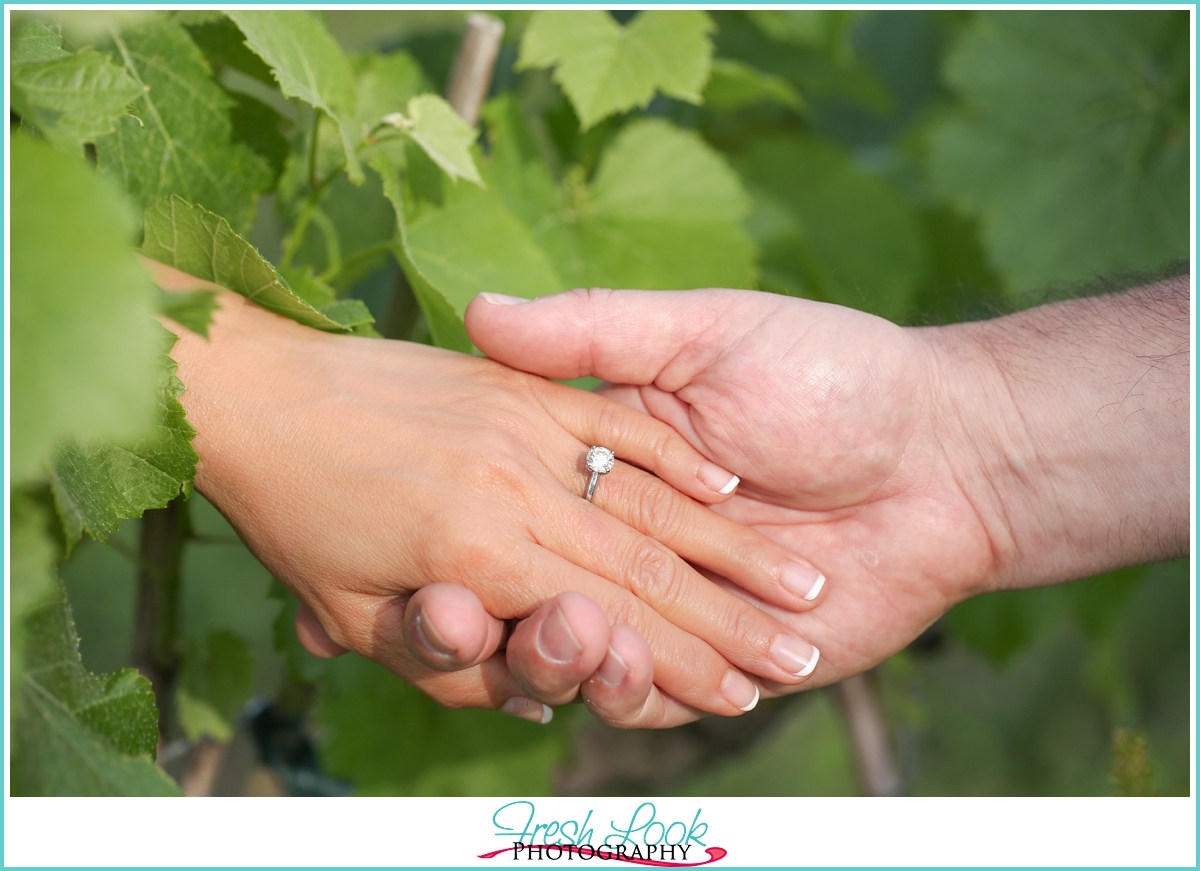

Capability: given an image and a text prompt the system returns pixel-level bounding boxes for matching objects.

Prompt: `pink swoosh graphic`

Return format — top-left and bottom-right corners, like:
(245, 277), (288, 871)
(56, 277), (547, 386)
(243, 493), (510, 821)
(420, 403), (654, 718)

(478, 845), (727, 867)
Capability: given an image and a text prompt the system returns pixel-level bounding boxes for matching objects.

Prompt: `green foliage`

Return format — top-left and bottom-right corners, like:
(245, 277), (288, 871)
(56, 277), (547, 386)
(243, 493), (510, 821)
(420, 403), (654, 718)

(96, 20), (271, 235)
(930, 11), (1189, 294)
(313, 654), (572, 796)
(11, 21), (144, 153)
(737, 136), (926, 319)
(383, 94), (482, 184)
(518, 11), (714, 128)
(227, 10), (364, 184)
(49, 338), (198, 555)
(11, 134), (160, 484)
(160, 290), (219, 339)
(10, 496), (61, 701)
(140, 196), (361, 332)
(702, 58), (805, 113)
(177, 630), (256, 743)
(13, 579), (180, 796)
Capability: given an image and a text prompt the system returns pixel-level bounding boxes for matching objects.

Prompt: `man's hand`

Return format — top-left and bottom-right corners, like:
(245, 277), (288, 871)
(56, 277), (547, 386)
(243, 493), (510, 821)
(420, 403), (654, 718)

(466, 280), (1189, 710)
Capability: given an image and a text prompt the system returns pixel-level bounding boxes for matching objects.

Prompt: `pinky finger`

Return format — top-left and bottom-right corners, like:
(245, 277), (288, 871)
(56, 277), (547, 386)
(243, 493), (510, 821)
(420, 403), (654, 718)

(295, 604), (348, 658)
(581, 626), (704, 729)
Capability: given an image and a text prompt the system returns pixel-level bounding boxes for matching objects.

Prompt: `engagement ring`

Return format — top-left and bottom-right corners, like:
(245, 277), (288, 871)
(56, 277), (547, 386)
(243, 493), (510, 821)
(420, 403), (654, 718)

(585, 446), (615, 500)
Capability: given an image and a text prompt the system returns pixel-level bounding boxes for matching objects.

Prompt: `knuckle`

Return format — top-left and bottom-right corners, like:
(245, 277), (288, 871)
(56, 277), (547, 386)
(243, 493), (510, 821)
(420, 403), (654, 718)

(627, 538), (688, 612)
(632, 480), (687, 541)
(724, 603), (762, 650)
(429, 512), (503, 584)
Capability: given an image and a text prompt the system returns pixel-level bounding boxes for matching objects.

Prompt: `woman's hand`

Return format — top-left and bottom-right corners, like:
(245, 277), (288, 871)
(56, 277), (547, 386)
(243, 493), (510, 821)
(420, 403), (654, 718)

(156, 265), (828, 722)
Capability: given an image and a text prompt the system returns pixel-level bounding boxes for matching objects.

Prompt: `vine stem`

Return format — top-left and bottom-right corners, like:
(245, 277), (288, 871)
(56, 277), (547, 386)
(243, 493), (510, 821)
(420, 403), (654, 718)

(133, 496), (190, 743)
(836, 671), (902, 796)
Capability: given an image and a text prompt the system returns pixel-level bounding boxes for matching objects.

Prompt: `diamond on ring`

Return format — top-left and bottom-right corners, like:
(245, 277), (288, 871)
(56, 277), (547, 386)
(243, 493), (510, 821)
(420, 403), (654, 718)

(585, 446), (615, 500)
(586, 446), (616, 475)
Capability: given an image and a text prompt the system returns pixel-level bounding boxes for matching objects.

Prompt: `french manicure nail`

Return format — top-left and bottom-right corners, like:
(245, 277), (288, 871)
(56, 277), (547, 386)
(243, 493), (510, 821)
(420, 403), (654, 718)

(502, 697), (554, 724)
(781, 561), (826, 601)
(698, 461), (739, 495)
(480, 292), (531, 305)
(595, 645), (630, 687)
(770, 634), (820, 678)
(538, 606), (583, 663)
(720, 670), (760, 712)
(413, 610), (457, 657)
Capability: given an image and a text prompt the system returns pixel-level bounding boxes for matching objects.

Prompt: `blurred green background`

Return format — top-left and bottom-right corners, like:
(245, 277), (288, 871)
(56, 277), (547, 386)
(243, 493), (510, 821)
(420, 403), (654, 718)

(54, 9), (1191, 796)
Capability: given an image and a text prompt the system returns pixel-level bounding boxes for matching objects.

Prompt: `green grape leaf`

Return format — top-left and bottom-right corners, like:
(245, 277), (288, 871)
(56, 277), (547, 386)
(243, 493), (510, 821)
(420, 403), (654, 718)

(11, 496), (62, 702)
(319, 299), (376, 330)
(160, 289), (219, 339)
(517, 10), (715, 129)
(576, 118), (756, 289)
(177, 630), (255, 743)
(735, 136), (926, 320)
(96, 21), (271, 235)
(182, 14), (276, 86)
(140, 196), (352, 333)
(12, 50), (145, 152)
(49, 335), (198, 554)
(11, 134), (160, 484)
(703, 58), (805, 112)
(279, 266), (337, 308)
(226, 10), (363, 184)
(381, 106), (757, 352)
(373, 150), (475, 352)
(385, 94), (483, 186)
(352, 50), (430, 134)
(228, 91), (290, 187)
(313, 654), (570, 796)
(929, 11), (1189, 294)
(12, 16), (70, 64)
(13, 579), (180, 796)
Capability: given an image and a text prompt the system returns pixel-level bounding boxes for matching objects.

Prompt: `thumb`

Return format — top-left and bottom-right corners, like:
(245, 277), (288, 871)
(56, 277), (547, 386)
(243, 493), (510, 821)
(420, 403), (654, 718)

(464, 288), (756, 387)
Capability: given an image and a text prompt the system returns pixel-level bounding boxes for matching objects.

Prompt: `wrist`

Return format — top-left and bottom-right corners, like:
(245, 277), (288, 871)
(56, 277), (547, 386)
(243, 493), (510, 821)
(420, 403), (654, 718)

(165, 289), (339, 503)
(923, 283), (1190, 592)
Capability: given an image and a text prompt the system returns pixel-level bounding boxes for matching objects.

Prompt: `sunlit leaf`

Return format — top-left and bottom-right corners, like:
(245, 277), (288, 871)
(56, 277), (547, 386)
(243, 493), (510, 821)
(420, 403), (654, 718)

(226, 10), (364, 184)
(140, 195), (352, 333)
(517, 10), (714, 128)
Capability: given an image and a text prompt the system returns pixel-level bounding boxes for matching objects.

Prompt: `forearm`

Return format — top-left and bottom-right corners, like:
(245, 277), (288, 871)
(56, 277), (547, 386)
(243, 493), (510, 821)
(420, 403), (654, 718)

(930, 276), (1190, 592)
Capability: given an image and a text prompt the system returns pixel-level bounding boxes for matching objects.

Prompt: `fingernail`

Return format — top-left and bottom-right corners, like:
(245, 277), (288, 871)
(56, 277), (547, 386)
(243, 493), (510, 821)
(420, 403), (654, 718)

(502, 697), (554, 724)
(770, 634), (820, 677)
(413, 610), (457, 657)
(595, 644), (630, 687)
(721, 670), (760, 712)
(698, 461), (739, 495)
(537, 606), (583, 663)
(781, 561), (826, 601)
(480, 292), (531, 305)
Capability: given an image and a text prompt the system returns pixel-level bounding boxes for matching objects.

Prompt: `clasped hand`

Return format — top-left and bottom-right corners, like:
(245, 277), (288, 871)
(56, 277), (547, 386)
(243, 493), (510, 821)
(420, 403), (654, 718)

(160, 264), (828, 729)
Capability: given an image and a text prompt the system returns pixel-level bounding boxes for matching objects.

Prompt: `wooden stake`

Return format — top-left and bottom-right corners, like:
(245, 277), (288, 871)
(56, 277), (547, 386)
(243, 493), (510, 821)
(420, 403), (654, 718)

(445, 13), (505, 126)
